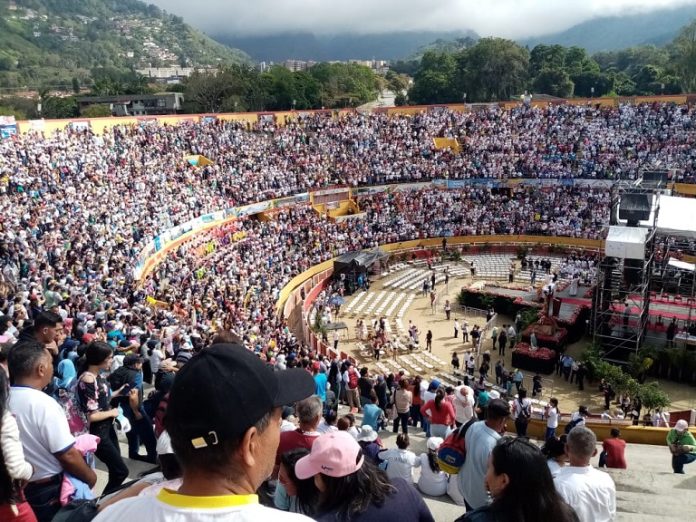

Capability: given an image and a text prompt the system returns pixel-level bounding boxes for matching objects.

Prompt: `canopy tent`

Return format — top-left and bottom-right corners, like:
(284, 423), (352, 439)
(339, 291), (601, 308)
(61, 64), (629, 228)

(656, 195), (696, 238)
(184, 154), (214, 167)
(333, 248), (388, 276)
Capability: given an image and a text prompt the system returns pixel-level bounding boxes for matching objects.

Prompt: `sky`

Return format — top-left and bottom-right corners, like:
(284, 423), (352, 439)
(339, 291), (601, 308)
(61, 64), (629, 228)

(151, 0), (696, 37)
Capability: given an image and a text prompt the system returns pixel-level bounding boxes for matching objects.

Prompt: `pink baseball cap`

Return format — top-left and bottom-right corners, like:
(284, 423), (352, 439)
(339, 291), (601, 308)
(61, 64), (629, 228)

(295, 431), (364, 479)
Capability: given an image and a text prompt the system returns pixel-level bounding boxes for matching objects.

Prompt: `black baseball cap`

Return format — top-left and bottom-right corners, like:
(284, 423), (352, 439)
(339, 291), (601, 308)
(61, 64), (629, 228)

(166, 343), (315, 449)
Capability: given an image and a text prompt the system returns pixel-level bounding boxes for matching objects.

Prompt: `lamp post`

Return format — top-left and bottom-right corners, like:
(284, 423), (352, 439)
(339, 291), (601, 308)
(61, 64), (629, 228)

(661, 83), (665, 96)
(590, 86), (595, 98)
(292, 99), (296, 111)
(462, 92), (467, 105)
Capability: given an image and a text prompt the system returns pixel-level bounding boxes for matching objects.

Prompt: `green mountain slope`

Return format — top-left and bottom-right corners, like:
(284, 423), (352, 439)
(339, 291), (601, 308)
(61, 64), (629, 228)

(0, 0), (250, 91)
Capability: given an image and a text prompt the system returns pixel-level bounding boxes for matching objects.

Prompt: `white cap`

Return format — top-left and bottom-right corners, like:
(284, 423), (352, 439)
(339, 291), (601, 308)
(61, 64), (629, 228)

(427, 437), (444, 451)
(675, 419), (690, 433)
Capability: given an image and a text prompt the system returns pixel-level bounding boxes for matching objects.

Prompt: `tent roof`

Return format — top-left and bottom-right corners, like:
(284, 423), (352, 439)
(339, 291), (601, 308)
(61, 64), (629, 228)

(615, 195), (696, 239)
(667, 257), (696, 272)
(334, 248), (387, 272)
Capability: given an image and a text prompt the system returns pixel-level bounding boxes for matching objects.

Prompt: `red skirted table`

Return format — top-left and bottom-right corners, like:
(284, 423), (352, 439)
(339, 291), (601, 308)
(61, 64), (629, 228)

(511, 343), (556, 374)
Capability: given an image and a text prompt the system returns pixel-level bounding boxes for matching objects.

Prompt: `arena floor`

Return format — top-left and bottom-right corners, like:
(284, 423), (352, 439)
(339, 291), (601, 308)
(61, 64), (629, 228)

(335, 263), (696, 414)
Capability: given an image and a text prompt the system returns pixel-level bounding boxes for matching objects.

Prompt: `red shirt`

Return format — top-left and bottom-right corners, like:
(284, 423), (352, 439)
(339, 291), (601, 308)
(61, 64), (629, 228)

(276, 429), (319, 464)
(420, 399), (456, 426)
(603, 437), (627, 469)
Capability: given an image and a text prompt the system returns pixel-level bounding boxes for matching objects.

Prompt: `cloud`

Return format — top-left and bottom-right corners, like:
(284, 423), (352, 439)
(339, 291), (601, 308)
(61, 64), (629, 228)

(151, 0), (696, 37)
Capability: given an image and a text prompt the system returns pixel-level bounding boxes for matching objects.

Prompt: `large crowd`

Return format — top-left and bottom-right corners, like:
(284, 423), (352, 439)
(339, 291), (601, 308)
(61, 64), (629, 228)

(0, 103), (695, 521)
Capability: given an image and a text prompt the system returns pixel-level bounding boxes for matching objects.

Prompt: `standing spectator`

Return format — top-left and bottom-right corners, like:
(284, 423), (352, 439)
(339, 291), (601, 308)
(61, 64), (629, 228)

(295, 431), (434, 522)
(453, 385), (475, 428)
(461, 320), (469, 344)
(344, 363), (361, 413)
(426, 330), (433, 352)
(554, 427), (616, 522)
(409, 376), (424, 430)
(420, 389), (456, 438)
(378, 433), (420, 483)
(456, 437), (578, 522)
(667, 419), (696, 474)
(361, 392), (385, 432)
(451, 352), (460, 371)
(507, 324), (516, 352)
(544, 398), (560, 440)
(76, 341), (130, 494)
(312, 362), (328, 405)
(94, 343), (315, 522)
(0, 369), (36, 522)
(498, 327), (507, 357)
(357, 368), (373, 408)
(109, 354), (157, 464)
(393, 379), (412, 434)
(667, 318), (677, 348)
(490, 325), (498, 351)
(417, 437), (448, 497)
(277, 395), (323, 471)
(494, 359), (504, 385)
(453, 319), (459, 339)
(444, 300), (451, 321)
(457, 399), (511, 510)
(8, 341), (96, 521)
(511, 388), (532, 437)
(599, 428), (627, 469)
(512, 368), (524, 393)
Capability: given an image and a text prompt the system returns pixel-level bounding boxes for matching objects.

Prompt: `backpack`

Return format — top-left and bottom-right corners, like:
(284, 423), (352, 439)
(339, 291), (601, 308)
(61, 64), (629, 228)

(564, 417), (583, 434)
(348, 369), (359, 390)
(437, 418), (476, 474)
(56, 381), (89, 437)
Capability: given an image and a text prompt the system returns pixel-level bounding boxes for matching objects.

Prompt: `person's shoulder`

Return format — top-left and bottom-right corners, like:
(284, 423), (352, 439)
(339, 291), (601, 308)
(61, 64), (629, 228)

(94, 496), (157, 520)
(252, 504), (314, 521)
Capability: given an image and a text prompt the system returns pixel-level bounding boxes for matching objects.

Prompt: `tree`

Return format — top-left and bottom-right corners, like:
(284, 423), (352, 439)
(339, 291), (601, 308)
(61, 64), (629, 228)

(41, 96), (78, 119)
(0, 105), (26, 120)
(533, 69), (574, 97)
(71, 77), (81, 94)
(671, 21), (696, 93)
(637, 382), (671, 414)
(572, 71), (614, 97)
(407, 51), (458, 104)
(530, 44), (566, 77)
(459, 38), (529, 102)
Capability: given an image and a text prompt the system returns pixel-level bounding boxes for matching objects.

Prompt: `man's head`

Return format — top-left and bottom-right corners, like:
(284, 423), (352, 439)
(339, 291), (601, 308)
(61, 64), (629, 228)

(295, 395), (323, 430)
(486, 398), (511, 433)
(165, 343), (314, 492)
(8, 340), (53, 388)
(565, 426), (597, 466)
(33, 311), (64, 345)
(610, 428), (621, 438)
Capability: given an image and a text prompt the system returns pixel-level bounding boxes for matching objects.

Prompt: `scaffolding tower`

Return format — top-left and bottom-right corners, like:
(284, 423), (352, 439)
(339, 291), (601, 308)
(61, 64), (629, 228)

(592, 182), (660, 363)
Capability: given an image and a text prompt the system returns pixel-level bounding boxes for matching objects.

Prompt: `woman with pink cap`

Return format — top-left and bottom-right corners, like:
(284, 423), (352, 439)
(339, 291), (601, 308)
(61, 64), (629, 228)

(294, 431), (434, 521)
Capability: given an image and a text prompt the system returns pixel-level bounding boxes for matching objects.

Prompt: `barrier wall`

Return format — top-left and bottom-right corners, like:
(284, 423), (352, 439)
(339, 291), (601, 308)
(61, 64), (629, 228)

(13, 94), (696, 136)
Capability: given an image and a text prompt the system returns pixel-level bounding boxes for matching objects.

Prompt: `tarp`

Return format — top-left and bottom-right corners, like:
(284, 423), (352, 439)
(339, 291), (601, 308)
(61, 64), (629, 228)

(667, 257), (696, 272)
(184, 154), (214, 167)
(657, 195), (696, 238)
(333, 248), (387, 274)
(605, 226), (648, 260)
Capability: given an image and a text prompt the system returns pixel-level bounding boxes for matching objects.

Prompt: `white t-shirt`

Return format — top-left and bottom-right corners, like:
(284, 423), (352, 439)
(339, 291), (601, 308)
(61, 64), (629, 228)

(546, 406), (559, 428)
(453, 386), (475, 424)
(554, 466), (616, 522)
(9, 386), (75, 481)
(94, 489), (313, 522)
(512, 397), (532, 420)
(378, 448), (420, 483)
(416, 453), (448, 497)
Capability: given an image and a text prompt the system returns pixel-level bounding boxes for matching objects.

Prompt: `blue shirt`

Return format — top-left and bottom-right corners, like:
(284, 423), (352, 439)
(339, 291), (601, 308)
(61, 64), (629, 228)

(362, 403), (383, 431)
(314, 373), (328, 402)
(458, 421), (501, 509)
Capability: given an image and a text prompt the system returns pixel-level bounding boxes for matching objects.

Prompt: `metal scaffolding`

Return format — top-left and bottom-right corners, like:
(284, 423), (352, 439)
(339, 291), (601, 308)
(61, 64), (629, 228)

(591, 182), (660, 363)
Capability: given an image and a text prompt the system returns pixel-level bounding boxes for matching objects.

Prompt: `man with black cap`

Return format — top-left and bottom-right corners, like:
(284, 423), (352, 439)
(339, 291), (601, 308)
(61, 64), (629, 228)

(95, 343), (316, 521)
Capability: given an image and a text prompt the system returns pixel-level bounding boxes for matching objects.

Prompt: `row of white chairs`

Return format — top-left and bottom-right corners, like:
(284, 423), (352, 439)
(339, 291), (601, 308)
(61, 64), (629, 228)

(383, 268), (420, 289)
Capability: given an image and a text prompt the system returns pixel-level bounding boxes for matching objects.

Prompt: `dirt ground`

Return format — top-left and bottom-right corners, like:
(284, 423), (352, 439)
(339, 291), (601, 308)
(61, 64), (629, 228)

(336, 266), (696, 414)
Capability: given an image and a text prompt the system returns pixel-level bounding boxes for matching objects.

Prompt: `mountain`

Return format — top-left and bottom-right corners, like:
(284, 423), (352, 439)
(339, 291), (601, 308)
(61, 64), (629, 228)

(216, 30), (479, 62)
(0, 0), (250, 91)
(520, 5), (696, 53)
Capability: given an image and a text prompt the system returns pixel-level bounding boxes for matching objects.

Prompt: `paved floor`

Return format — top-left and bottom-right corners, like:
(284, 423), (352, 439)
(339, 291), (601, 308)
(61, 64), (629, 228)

(338, 264), (696, 414)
